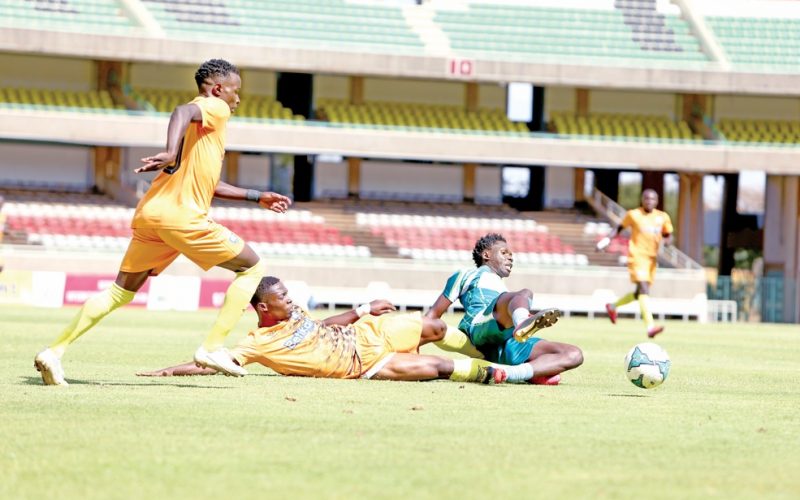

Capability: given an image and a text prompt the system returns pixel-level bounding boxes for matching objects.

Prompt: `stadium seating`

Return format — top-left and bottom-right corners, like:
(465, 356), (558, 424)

(549, 111), (700, 141)
(0, 87), (123, 113)
(140, 0), (424, 54)
(2, 191), (369, 258)
(132, 88), (304, 121)
(317, 99), (528, 134)
(355, 210), (588, 266)
(435, 1), (708, 65)
(706, 16), (800, 70)
(717, 118), (800, 144)
(0, 0), (138, 34)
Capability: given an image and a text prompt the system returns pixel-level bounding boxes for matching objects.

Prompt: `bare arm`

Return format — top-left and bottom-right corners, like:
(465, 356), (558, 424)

(662, 233), (673, 247)
(213, 181), (292, 214)
(322, 299), (396, 326)
(596, 224), (624, 252)
(136, 103), (202, 173)
(136, 361), (217, 377)
(425, 294), (453, 320)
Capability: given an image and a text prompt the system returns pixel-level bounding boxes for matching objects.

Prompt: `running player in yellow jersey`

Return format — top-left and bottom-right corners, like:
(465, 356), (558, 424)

(34, 59), (292, 385)
(596, 189), (673, 338)
(137, 276), (508, 385)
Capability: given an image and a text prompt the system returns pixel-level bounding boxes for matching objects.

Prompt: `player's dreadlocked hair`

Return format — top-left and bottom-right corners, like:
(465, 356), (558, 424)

(472, 233), (506, 267)
(194, 59), (239, 89)
(250, 276), (282, 307)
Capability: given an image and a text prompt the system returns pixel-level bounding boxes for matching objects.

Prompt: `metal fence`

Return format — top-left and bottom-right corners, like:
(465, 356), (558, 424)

(707, 275), (785, 323)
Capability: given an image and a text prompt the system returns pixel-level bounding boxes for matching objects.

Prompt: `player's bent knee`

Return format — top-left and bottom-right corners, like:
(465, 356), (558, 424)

(565, 346), (584, 368)
(422, 318), (447, 342)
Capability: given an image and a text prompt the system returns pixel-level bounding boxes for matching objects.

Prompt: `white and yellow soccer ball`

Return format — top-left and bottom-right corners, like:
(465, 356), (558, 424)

(624, 342), (670, 389)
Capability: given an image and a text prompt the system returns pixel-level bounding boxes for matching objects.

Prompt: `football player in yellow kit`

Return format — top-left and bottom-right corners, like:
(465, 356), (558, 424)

(597, 189), (673, 337)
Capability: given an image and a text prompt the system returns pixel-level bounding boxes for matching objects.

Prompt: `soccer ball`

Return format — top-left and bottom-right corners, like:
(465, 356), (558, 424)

(624, 342), (670, 389)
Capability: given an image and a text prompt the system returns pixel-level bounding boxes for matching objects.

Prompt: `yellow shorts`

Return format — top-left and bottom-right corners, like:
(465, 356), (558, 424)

(120, 222), (245, 275)
(628, 256), (657, 284)
(356, 312), (423, 379)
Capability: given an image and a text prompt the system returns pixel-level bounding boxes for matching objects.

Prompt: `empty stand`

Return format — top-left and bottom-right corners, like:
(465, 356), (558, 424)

(0, 87), (123, 113)
(707, 16), (800, 70)
(435, 2), (707, 65)
(717, 118), (800, 144)
(2, 190), (369, 258)
(0, 0), (138, 34)
(549, 111), (700, 141)
(132, 88), (303, 121)
(141, 0), (424, 54)
(317, 99), (528, 134)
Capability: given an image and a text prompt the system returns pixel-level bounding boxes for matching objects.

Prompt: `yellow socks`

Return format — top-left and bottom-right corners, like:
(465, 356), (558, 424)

(51, 283), (136, 357)
(638, 294), (655, 329)
(435, 327), (485, 359)
(614, 292), (636, 308)
(201, 260), (265, 351)
(449, 358), (495, 382)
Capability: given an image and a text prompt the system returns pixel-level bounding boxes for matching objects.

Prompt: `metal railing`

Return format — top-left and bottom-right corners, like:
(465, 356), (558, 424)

(587, 187), (703, 270)
(708, 275), (785, 323)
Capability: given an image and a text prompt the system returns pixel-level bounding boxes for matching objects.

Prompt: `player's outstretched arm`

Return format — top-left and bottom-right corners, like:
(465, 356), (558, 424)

(322, 299), (396, 326)
(596, 224), (623, 252)
(136, 103), (201, 173)
(136, 361), (218, 377)
(213, 181), (292, 214)
(425, 294), (453, 320)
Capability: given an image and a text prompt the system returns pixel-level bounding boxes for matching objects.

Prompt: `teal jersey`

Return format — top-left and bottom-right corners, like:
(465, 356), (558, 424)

(442, 266), (508, 336)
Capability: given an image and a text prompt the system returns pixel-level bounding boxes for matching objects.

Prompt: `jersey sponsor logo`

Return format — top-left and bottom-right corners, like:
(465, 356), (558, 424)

(283, 315), (315, 350)
(228, 232), (240, 244)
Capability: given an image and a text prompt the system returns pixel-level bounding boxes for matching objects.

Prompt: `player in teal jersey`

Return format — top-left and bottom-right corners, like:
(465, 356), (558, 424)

(426, 233), (583, 384)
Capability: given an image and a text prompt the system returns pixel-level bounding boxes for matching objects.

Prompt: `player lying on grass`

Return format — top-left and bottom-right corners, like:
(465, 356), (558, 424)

(427, 233), (584, 385)
(136, 276), (542, 385)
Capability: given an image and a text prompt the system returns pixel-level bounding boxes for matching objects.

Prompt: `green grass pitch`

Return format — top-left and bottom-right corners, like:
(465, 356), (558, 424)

(2, 305), (799, 499)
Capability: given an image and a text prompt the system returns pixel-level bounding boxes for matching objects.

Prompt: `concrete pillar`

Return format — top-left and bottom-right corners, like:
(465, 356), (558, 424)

(576, 88), (590, 117)
(95, 60), (125, 92)
(465, 82), (478, 112)
(574, 168), (586, 204)
(763, 175), (800, 322)
(349, 76), (364, 105)
(642, 171), (665, 211)
(347, 157), (361, 198)
(92, 146), (120, 193)
(463, 163), (476, 203)
(225, 151), (240, 186)
(677, 173), (704, 263)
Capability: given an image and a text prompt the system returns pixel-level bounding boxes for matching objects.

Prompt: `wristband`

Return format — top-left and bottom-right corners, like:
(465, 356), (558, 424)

(355, 303), (371, 318)
(246, 189), (262, 202)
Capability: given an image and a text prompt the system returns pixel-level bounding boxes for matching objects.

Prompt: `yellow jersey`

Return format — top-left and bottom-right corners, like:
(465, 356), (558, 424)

(621, 207), (673, 259)
(231, 307), (422, 379)
(132, 96), (230, 229)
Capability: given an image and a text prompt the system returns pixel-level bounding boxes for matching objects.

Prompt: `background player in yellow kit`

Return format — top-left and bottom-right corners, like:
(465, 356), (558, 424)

(137, 276), (508, 384)
(34, 59), (292, 385)
(596, 189), (673, 338)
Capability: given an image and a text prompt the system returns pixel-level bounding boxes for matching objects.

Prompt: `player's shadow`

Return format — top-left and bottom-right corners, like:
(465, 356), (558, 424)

(607, 393), (648, 398)
(20, 376), (232, 389)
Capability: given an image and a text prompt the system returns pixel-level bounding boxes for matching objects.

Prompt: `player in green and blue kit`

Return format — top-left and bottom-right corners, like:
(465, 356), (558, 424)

(426, 233), (583, 385)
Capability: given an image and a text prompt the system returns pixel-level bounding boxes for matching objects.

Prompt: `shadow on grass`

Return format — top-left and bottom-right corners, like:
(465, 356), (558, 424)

(607, 393), (649, 398)
(20, 375), (235, 389)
